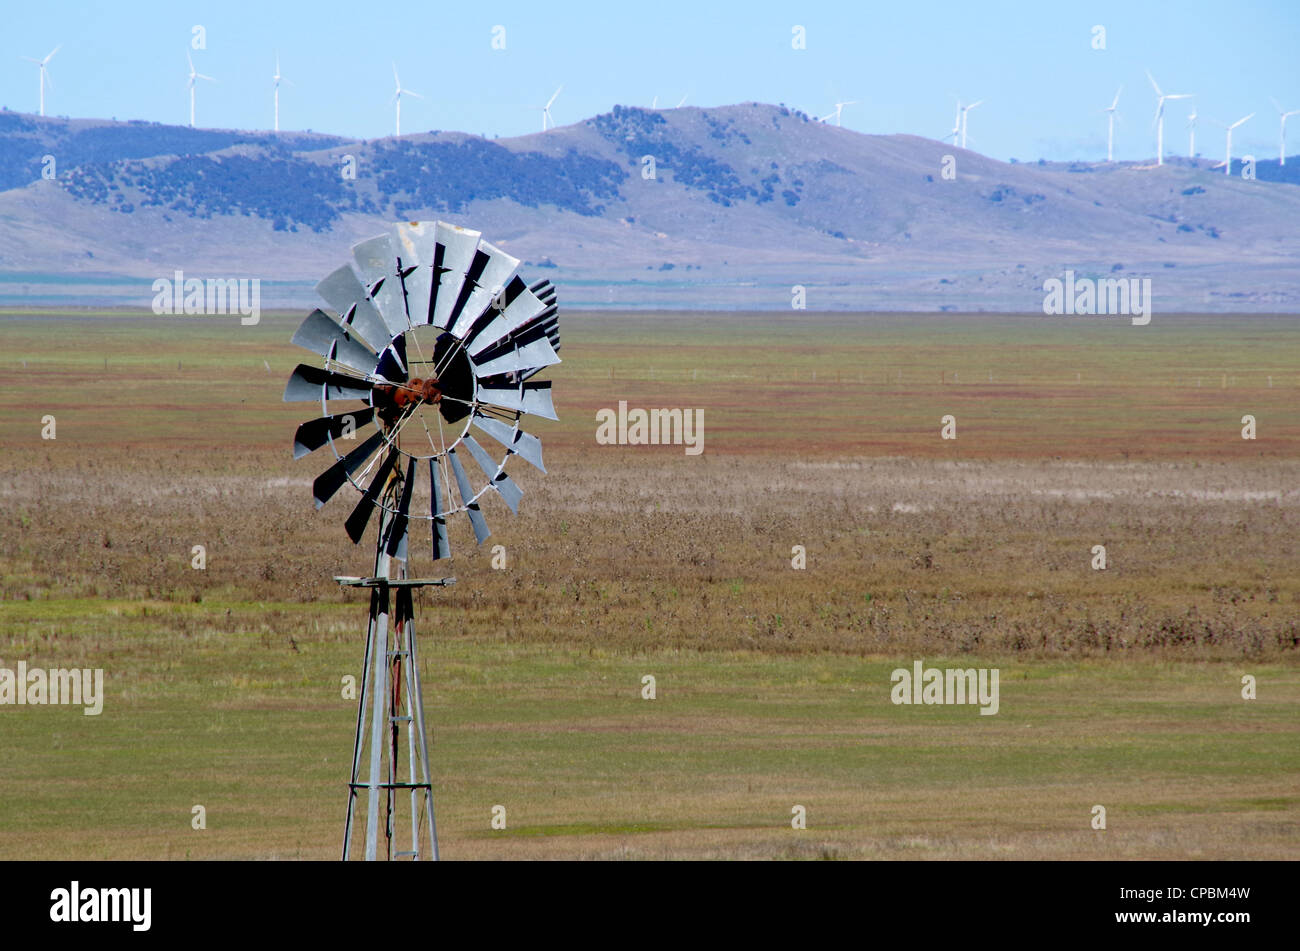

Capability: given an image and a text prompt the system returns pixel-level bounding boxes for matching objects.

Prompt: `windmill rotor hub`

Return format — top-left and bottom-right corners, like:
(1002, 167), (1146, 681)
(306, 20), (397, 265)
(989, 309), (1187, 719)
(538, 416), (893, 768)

(373, 376), (442, 425)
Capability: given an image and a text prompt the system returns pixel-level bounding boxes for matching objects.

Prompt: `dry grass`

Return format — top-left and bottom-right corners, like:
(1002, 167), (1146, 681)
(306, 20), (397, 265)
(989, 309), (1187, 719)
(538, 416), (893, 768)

(0, 309), (1297, 860)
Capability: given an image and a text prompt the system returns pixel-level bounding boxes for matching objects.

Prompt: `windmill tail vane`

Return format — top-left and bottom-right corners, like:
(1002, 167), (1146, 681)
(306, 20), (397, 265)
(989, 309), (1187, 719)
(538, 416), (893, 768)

(282, 220), (560, 860)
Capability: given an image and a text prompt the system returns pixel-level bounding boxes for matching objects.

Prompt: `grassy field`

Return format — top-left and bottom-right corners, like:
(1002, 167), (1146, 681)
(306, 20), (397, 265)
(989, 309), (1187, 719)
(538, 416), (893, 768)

(0, 309), (1297, 859)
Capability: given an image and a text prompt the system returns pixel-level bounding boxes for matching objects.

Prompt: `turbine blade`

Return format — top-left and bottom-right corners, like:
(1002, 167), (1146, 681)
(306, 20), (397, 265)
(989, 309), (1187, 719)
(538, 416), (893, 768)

(478, 379), (559, 420)
(293, 407), (376, 459)
(384, 457), (418, 559)
(461, 433), (523, 513)
(344, 446), (400, 543)
(283, 363), (373, 402)
(465, 277), (548, 356)
(429, 222), (482, 330)
(315, 265), (392, 352)
(394, 221), (438, 326)
(476, 380), (557, 420)
(430, 458), (450, 560)
(448, 240), (522, 339)
(471, 336), (561, 378)
(472, 413), (545, 473)
(447, 447), (491, 543)
(291, 309), (378, 373)
(352, 232), (408, 336)
(312, 430), (386, 508)
(374, 333), (408, 383)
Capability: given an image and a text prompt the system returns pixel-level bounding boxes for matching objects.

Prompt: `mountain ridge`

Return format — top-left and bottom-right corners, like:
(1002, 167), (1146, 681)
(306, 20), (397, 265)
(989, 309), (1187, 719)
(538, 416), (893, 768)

(1, 102), (1298, 311)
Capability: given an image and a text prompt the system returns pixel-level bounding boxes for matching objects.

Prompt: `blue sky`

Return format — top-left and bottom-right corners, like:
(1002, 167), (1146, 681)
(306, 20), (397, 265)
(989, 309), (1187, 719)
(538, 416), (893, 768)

(3, 0), (1297, 161)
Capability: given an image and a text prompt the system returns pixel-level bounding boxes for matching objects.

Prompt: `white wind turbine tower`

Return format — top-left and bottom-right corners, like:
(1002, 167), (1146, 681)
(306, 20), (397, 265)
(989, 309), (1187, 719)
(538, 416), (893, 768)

(820, 100), (857, 126)
(1213, 113), (1254, 176)
(537, 85), (562, 131)
(944, 100), (961, 145)
(391, 64), (422, 136)
(1103, 87), (1122, 162)
(1187, 108), (1198, 157)
(22, 46), (60, 117)
(959, 99), (983, 149)
(273, 54), (293, 133)
(1147, 69), (1191, 165)
(187, 51), (216, 128)
(1270, 98), (1300, 166)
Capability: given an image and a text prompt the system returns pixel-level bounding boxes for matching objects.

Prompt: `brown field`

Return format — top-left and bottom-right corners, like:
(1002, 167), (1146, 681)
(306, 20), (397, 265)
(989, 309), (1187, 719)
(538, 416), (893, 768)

(0, 309), (1297, 860)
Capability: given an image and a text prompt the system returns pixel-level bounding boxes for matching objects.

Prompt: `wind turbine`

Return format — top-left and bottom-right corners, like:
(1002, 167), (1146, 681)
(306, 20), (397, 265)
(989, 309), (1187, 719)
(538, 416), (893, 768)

(391, 64), (422, 136)
(1212, 113), (1254, 176)
(676, 93), (689, 108)
(1187, 108), (1198, 158)
(1147, 69), (1192, 165)
(186, 51), (216, 128)
(959, 99), (983, 149)
(820, 100), (857, 126)
(1268, 100), (1300, 168)
(1103, 86), (1122, 162)
(944, 100), (961, 145)
(273, 54), (293, 133)
(537, 85), (562, 131)
(22, 46), (60, 117)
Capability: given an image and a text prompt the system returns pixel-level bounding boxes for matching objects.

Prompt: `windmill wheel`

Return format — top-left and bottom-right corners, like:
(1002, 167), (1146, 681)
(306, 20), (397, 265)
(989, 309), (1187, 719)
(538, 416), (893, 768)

(283, 220), (560, 566)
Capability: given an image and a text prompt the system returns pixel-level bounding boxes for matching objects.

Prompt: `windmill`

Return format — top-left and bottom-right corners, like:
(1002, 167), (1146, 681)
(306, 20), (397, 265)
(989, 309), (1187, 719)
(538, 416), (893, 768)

(1147, 69), (1191, 165)
(283, 220), (560, 861)
(676, 93), (690, 108)
(1211, 113), (1254, 176)
(819, 100), (857, 126)
(186, 51), (215, 128)
(391, 65), (422, 136)
(1103, 86), (1122, 162)
(22, 46), (60, 117)
(536, 85), (562, 131)
(1268, 99), (1300, 166)
(1187, 108), (1198, 158)
(958, 99), (983, 149)
(273, 54), (293, 133)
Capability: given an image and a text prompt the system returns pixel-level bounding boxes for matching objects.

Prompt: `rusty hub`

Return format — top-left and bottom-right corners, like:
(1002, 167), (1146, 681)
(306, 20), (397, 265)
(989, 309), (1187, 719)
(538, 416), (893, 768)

(372, 376), (442, 427)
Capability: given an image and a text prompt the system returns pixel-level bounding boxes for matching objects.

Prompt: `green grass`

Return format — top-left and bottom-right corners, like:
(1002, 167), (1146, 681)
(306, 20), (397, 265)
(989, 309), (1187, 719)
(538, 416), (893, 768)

(1, 604), (1296, 859)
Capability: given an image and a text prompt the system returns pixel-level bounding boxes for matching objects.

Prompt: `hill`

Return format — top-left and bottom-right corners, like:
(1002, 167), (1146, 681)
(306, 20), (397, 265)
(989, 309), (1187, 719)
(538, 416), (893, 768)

(1, 103), (1298, 311)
